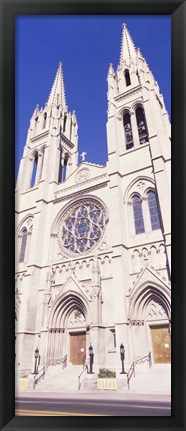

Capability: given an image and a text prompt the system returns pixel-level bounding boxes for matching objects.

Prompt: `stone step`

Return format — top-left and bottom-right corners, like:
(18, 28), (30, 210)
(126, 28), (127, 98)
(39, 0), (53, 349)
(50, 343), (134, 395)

(33, 363), (171, 394)
(34, 365), (86, 392)
(127, 366), (171, 393)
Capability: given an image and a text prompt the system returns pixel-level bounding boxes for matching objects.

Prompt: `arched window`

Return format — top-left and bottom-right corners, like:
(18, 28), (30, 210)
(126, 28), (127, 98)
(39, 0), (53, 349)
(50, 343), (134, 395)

(135, 106), (148, 144)
(124, 69), (131, 86)
(19, 228), (27, 263)
(31, 152), (38, 187)
(147, 191), (161, 230)
(132, 195), (145, 234)
(58, 149), (68, 183)
(62, 158), (68, 182)
(123, 113), (133, 150)
(63, 114), (67, 133)
(43, 112), (47, 129)
(136, 71), (140, 84)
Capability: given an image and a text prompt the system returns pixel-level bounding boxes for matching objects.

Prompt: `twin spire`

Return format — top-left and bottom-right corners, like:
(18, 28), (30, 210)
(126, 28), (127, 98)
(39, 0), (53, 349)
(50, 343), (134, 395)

(47, 24), (137, 109)
(47, 61), (67, 110)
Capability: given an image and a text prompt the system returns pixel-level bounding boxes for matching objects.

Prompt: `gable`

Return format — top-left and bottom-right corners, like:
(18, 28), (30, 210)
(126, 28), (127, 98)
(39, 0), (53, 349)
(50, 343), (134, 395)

(59, 162), (107, 189)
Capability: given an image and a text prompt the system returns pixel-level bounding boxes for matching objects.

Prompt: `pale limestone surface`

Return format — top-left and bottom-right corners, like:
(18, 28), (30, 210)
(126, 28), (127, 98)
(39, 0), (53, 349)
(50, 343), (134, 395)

(15, 24), (171, 390)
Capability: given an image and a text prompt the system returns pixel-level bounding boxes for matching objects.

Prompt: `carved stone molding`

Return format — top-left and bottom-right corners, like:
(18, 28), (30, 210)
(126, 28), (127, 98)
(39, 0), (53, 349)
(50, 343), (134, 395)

(136, 181), (146, 190)
(68, 310), (86, 326)
(75, 168), (90, 183)
(54, 174), (107, 200)
(129, 320), (144, 326)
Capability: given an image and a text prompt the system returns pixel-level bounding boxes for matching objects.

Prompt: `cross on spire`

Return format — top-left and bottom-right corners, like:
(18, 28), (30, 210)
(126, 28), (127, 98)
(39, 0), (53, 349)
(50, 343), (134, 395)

(80, 152), (87, 162)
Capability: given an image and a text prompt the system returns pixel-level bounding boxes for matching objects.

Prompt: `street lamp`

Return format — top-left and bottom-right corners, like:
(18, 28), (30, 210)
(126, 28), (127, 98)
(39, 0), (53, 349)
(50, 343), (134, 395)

(34, 347), (40, 374)
(120, 343), (126, 374)
(88, 343), (94, 374)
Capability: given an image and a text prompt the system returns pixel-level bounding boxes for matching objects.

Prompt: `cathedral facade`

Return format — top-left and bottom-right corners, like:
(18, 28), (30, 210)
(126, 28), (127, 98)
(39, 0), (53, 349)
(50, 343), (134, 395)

(15, 24), (171, 379)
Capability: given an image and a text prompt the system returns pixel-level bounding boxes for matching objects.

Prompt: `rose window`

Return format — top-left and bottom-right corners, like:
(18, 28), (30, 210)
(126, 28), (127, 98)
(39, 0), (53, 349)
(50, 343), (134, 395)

(60, 200), (107, 255)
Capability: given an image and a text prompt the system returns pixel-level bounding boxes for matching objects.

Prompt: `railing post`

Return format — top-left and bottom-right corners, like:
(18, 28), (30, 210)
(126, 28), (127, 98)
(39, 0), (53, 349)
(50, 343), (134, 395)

(149, 351), (152, 368)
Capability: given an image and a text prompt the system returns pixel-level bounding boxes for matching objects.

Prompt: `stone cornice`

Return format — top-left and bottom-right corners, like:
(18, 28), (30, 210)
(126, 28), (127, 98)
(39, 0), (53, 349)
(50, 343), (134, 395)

(128, 239), (166, 251)
(54, 173), (108, 201)
(114, 84), (141, 103)
(51, 249), (113, 267)
(60, 132), (74, 150)
(30, 130), (49, 144)
(54, 181), (108, 203)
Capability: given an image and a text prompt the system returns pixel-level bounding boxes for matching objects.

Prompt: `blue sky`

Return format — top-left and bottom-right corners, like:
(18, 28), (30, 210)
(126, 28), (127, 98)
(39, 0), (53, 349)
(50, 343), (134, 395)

(15, 16), (171, 177)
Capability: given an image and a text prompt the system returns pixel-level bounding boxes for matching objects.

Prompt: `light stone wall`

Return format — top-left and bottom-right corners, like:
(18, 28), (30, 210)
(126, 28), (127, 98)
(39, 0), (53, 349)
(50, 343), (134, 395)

(15, 25), (171, 377)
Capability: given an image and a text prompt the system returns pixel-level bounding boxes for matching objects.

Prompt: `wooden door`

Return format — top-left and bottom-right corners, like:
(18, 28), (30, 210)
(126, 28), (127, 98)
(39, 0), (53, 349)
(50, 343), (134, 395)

(150, 325), (171, 364)
(70, 333), (86, 365)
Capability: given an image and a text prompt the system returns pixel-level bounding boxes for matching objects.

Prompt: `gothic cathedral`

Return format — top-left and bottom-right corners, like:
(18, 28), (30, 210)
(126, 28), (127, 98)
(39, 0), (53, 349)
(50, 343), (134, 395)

(15, 24), (171, 388)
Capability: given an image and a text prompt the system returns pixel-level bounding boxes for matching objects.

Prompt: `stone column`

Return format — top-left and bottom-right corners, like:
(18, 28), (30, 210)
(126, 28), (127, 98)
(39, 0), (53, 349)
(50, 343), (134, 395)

(130, 111), (140, 147)
(152, 158), (171, 273)
(142, 196), (152, 233)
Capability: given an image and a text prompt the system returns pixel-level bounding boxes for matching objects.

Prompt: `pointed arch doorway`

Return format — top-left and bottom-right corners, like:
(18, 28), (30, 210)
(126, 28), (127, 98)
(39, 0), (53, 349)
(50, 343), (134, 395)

(47, 292), (89, 366)
(128, 274), (171, 364)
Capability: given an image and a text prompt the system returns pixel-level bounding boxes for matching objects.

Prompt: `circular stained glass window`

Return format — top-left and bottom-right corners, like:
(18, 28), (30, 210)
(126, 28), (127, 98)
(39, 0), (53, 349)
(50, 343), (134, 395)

(60, 199), (107, 255)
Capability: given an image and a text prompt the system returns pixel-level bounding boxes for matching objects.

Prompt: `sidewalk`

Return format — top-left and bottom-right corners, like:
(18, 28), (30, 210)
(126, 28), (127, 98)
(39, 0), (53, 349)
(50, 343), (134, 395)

(16, 390), (171, 403)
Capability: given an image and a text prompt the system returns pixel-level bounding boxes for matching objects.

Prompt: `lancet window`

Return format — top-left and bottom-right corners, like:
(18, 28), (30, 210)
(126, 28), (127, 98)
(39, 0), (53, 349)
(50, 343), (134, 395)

(63, 114), (67, 133)
(124, 69), (131, 86)
(132, 195), (145, 234)
(58, 147), (68, 183)
(31, 152), (38, 187)
(123, 112), (133, 150)
(19, 228), (28, 263)
(43, 112), (47, 129)
(147, 191), (161, 231)
(135, 106), (148, 144)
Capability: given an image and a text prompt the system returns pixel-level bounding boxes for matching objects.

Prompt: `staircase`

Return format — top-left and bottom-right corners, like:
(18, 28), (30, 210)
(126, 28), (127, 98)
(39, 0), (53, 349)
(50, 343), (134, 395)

(127, 363), (171, 394)
(32, 360), (171, 394)
(34, 364), (85, 392)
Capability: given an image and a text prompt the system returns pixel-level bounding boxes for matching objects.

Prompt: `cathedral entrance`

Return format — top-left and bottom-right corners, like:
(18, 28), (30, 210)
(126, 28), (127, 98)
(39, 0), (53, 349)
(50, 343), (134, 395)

(70, 332), (86, 365)
(150, 325), (171, 364)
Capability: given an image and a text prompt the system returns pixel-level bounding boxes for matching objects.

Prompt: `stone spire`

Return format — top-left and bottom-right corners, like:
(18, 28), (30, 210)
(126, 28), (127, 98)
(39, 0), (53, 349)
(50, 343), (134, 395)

(119, 23), (137, 65)
(47, 62), (67, 110)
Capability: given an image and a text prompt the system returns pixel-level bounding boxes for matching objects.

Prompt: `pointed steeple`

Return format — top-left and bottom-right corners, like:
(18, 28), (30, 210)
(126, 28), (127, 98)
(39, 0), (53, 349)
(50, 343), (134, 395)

(119, 23), (137, 65)
(47, 62), (67, 110)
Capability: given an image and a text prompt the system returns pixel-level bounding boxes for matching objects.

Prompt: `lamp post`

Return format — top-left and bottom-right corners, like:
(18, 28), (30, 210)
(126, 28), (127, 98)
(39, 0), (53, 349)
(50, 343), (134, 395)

(88, 343), (94, 374)
(34, 347), (40, 374)
(120, 343), (126, 374)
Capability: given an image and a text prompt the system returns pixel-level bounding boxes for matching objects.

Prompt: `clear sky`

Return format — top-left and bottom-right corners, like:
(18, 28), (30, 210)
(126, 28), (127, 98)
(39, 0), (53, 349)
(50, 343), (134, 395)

(15, 15), (171, 178)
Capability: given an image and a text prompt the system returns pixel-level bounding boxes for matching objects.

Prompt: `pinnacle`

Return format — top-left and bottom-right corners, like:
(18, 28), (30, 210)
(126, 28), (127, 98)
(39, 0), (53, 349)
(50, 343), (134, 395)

(107, 63), (115, 79)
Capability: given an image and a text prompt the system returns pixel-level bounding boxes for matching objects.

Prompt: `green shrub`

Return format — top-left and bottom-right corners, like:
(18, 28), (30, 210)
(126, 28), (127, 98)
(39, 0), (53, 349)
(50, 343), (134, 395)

(98, 368), (116, 378)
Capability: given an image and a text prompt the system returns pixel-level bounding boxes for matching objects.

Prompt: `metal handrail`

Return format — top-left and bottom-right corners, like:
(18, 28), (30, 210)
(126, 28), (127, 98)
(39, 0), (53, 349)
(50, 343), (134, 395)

(33, 354), (67, 389)
(127, 352), (152, 390)
(78, 364), (88, 391)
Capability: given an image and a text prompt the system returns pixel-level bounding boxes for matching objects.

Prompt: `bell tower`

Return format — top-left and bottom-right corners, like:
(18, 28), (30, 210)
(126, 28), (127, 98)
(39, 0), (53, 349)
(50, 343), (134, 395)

(16, 62), (78, 193)
(106, 23), (171, 272)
